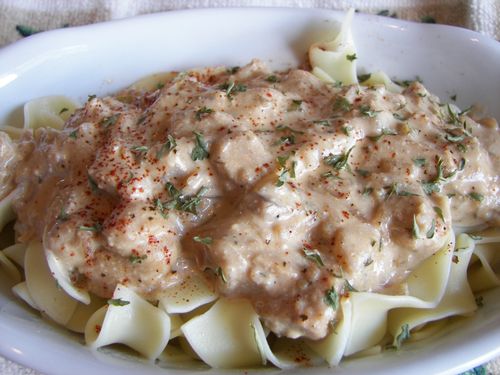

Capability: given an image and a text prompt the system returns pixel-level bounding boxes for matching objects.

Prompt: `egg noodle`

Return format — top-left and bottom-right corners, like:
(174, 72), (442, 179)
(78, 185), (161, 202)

(0, 9), (499, 369)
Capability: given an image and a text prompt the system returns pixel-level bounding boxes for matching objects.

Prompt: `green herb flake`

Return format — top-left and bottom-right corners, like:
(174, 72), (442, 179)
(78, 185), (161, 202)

(313, 120), (331, 127)
(265, 75), (279, 83)
(100, 114), (119, 128)
(356, 169), (370, 177)
(57, 207), (69, 222)
(468, 192), (484, 202)
(344, 279), (358, 292)
(78, 223), (102, 232)
(426, 219), (436, 239)
(302, 248), (324, 267)
(475, 295), (484, 308)
(468, 234), (483, 241)
(341, 125), (352, 136)
(457, 143), (467, 153)
(433, 206), (444, 221)
(107, 298), (130, 306)
(59, 107), (69, 115)
(333, 97), (352, 113)
(346, 53), (357, 62)
(129, 254), (147, 264)
(324, 287), (339, 310)
(393, 112), (407, 121)
(215, 266), (227, 283)
(458, 158), (466, 171)
(131, 145), (149, 153)
(195, 106), (213, 121)
(156, 135), (177, 159)
(368, 128), (397, 142)
(16, 25), (40, 37)
(444, 132), (465, 143)
(362, 187), (373, 196)
(276, 124), (304, 134)
(324, 146), (354, 171)
(155, 198), (168, 219)
(88, 174), (98, 192)
(193, 236), (213, 245)
(421, 15), (436, 23)
(359, 104), (380, 118)
(394, 324), (410, 349)
(364, 258), (373, 267)
(412, 215), (420, 239)
(68, 130), (78, 140)
(219, 81), (247, 99)
(413, 158), (426, 167)
(357, 73), (371, 82)
(288, 99), (303, 112)
(450, 94), (457, 101)
(87, 94), (97, 101)
(191, 131), (209, 161)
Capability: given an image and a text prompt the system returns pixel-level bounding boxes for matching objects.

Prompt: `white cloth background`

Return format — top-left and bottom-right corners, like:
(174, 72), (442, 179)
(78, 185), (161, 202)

(0, 0), (499, 374)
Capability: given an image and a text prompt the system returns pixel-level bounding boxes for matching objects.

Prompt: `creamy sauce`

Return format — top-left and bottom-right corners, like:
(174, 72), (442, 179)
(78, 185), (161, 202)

(3, 60), (499, 340)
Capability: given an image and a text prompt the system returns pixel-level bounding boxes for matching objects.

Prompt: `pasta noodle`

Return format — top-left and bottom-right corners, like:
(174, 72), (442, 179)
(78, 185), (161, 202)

(0, 8), (498, 371)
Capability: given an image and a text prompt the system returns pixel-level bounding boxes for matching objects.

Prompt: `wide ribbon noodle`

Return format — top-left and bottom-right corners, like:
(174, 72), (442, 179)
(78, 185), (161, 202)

(0, 9), (499, 370)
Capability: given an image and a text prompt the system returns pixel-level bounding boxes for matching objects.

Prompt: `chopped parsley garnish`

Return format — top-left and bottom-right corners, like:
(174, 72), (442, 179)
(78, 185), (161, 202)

(392, 112), (407, 121)
(57, 207), (69, 222)
(88, 174), (99, 192)
(324, 287), (339, 310)
(276, 125), (304, 134)
(16, 25), (40, 37)
(363, 258), (374, 267)
(312, 120), (331, 127)
(357, 73), (371, 82)
(107, 298), (130, 306)
(193, 236), (213, 245)
(333, 97), (352, 112)
(129, 254), (147, 264)
(302, 248), (324, 267)
(411, 215), (420, 239)
(346, 53), (357, 62)
(426, 219), (436, 239)
(68, 130), (78, 140)
(468, 234), (483, 241)
(323, 146), (354, 171)
(368, 128), (397, 142)
(155, 198), (168, 219)
(457, 143), (467, 153)
(156, 134), (177, 159)
(341, 125), (352, 136)
(191, 131), (209, 161)
(446, 104), (460, 125)
(131, 145), (149, 153)
(458, 158), (466, 171)
(385, 183), (419, 199)
(288, 99), (303, 112)
(215, 267), (227, 283)
(468, 192), (484, 202)
(265, 75), (279, 83)
(275, 156), (296, 187)
(275, 134), (296, 146)
(164, 184), (208, 215)
(78, 223), (102, 232)
(356, 169), (370, 177)
(100, 114), (119, 128)
(413, 158), (426, 167)
(59, 107), (69, 115)
(228, 66), (240, 74)
(359, 105), (380, 118)
(444, 132), (465, 143)
(195, 106), (213, 121)
(475, 295), (484, 308)
(344, 279), (357, 292)
(394, 324), (410, 349)
(421, 15), (436, 23)
(362, 187), (373, 196)
(219, 81), (247, 98)
(433, 206), (444, 221)
(421, 157), (456, 195)
(156, 82), (165, 90)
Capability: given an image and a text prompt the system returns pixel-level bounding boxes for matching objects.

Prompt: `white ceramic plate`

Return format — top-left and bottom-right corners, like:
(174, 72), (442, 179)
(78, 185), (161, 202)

(0, 8), (499, 375)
